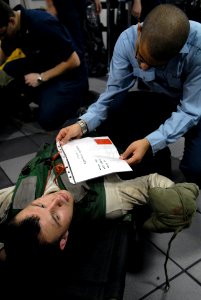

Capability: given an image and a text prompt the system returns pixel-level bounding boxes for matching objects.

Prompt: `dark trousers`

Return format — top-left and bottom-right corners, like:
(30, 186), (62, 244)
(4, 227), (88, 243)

(97, 90), (201, 187)
(3, 57), (88, 130)
(181, 120), (201, 187)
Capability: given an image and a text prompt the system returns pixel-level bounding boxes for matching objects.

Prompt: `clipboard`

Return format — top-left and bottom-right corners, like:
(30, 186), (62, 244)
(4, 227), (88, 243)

(57, 137), (132, 184)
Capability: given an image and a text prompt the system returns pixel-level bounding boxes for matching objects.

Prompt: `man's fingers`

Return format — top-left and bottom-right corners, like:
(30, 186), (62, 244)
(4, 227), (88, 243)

(121, 146), (133, 160)
(56, 129), (68, 142)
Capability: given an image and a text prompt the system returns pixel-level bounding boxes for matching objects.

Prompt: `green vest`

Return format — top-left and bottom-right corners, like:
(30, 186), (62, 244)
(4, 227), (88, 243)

(9, 142), (106, 222)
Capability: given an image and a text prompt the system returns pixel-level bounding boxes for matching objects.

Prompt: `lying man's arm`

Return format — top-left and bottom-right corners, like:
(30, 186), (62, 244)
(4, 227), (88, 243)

(0, 186), (15, 223)
(104, 173), (174, 219)
(0, 186), (15, 261)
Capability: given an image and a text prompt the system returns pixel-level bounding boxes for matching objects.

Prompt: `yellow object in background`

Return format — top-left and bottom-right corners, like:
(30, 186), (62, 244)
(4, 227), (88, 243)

(0, 48), (25, 70)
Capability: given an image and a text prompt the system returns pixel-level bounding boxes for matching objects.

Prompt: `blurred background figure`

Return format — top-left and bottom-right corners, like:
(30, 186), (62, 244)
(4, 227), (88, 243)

(85, 0), (108, 77)
(131, 0), (160, 22)
(0, 0), (88, 130)
(46, 0), (107, 81)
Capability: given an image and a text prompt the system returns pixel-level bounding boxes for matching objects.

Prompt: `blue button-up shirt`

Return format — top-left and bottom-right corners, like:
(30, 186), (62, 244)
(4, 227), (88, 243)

(82, 21), (201, 154)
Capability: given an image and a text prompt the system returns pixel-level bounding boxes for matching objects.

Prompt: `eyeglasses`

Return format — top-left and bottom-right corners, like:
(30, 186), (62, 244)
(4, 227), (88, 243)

(135, 21), (167, 70)
(135, 20), (143, 60)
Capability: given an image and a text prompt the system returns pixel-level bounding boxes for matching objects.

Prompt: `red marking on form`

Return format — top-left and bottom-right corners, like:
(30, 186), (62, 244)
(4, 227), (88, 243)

(94, 138), (112, 145)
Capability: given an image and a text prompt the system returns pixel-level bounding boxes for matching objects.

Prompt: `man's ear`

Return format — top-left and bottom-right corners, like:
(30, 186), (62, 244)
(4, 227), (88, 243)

(0, 247), (7, 262)
(59, 230), (69, 250)
(137, 22), (142, 34)
(9, 16), (16, 26)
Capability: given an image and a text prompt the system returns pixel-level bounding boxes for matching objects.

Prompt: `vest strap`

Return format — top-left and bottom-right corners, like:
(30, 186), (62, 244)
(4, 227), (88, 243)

(13, 176), (37, 209)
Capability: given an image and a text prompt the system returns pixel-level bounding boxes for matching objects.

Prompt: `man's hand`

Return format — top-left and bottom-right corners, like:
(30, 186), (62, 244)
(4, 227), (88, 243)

(120, 138), (150, 165)
(131, 0), (142, 19)
(56, 123), (83, 145)
(0, 247), (6, 261)
(95, 0), (102, 14)
(24, 73), (43, 87)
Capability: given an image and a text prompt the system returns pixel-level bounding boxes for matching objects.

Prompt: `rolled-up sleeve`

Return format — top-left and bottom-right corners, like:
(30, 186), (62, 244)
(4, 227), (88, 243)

(82, 29), (137, 131)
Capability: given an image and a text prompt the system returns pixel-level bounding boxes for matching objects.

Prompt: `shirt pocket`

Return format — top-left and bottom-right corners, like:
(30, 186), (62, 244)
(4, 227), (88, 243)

(155, 68), (182, 92)
(165, 70), (183, 90)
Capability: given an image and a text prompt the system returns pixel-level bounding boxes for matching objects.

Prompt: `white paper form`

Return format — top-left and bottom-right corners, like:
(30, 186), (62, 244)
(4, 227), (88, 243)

(57, 136), (132, 184)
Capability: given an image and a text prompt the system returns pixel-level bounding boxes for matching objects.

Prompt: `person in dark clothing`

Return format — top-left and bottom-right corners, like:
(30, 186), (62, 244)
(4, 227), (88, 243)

(46, 0), (90, 98)
(52, 0), (86, 60)
(46, 0), (106, 79)
(0, 0), (88, 130)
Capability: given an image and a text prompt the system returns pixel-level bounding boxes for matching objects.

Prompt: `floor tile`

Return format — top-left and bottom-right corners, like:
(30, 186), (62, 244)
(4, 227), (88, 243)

(0, 123), (24, 142)
(13, 120), (46, 136)
(0, 167), (13, 189)
(148, 212), (201, 269)
(27, 131), (58, 147)
(123, 239), (181, 300)
(169, 137), (185, 160)
(89, 77), (107, 94)
(171, 156), (186, 183)
(0, 153), (36, 184)
(187, 260), (201, 284)
(0, 136), (38, 162)
(140, 272), (201, 300)
(196, 193), (201, 212)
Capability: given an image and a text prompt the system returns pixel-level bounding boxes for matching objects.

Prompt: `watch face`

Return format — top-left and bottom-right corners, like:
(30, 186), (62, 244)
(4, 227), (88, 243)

(37, 75), (43, 83)
(77, 120), (87, 134)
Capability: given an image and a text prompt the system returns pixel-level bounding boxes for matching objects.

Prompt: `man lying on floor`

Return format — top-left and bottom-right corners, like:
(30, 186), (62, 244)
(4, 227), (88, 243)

(0, 142), (199, 266)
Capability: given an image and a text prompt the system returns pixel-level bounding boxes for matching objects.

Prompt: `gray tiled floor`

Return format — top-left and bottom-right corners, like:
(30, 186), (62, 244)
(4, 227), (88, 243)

(0, 76), (201, 299)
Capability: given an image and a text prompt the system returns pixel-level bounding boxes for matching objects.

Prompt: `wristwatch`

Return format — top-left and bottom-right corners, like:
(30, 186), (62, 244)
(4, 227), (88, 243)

(77, 119), (88, 135)
(37, 74), (44, 84)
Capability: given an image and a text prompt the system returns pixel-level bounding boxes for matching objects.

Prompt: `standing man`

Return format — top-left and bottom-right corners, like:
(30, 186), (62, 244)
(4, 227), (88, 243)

(56, 4), (201, 187)
(0, 0), (88, 130)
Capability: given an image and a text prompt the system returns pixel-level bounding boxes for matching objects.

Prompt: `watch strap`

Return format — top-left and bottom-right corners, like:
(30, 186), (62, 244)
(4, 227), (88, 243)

(37, 74), (43, 84)
(76, 119), (88, 135)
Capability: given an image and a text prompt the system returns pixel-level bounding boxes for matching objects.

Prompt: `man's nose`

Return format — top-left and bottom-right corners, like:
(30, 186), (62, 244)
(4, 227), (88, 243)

(49, 198), (63, 208)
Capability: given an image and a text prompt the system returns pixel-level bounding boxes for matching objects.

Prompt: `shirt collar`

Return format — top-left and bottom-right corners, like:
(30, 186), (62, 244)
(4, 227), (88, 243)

(179, 27), (197, 54)
(179, 43), (189, 54)
(133, 67), (155, 81)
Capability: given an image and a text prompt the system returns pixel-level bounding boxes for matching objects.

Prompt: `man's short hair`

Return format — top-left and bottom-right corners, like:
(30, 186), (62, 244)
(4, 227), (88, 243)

(4, 216), (61, 269)
(3, 216), (63, 290)
(141, 4), (190, 61)
(0, 0), (14, 27)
